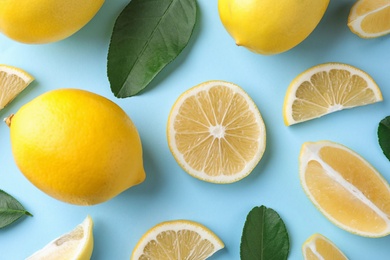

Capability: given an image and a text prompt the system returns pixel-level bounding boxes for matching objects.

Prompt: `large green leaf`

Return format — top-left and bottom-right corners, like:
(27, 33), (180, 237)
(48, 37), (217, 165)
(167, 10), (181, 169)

(378, 116), (390, 161)
(107, 0), (198, 98)
(0, 189), (32, 228)
(241, 206), (290, 260)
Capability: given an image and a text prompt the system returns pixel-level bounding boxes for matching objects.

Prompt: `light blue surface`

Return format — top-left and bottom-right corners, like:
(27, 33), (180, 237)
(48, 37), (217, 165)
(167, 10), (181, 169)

(1, 0), (390, 259)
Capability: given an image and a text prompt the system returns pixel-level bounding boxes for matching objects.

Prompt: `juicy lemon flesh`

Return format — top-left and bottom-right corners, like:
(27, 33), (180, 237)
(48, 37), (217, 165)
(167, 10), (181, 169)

(132, 220), (224, 260)
(303, 234), (347, 260)
(140, 229), (217, 259)
(302, 143), (390, 236)
(0, 65), (34, 110)
(218, 0), (330, 55)
(27, 216), (93, 260)
(170, 81), (266, 183)
(175, 86), (260, 176)
(0, 0), (104, 44)
(9, 89), (145, 205)
(292, 69), (377, 123)
(348, 0), (390, 37)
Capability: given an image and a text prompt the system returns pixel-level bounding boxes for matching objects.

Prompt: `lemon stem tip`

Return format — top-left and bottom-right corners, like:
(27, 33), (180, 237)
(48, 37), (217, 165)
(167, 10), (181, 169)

(4, 114), (14, 127)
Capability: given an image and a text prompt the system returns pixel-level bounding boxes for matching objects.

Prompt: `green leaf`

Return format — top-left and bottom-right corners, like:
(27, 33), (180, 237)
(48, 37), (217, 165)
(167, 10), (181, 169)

(378, 116), (390, 161)
(240, 206), (289, 260)
(0, 189), (32, 228)
(107, 0), (198, 98)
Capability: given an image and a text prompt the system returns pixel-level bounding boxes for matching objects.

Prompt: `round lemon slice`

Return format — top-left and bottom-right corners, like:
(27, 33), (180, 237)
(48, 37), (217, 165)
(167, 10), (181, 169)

(283, 63), (382, 126)
(26, 216), (94, 260)
(348, 0), (390, 38)
(167, 80), (266, 183)
(302, 233), (348, 260)
(300, 141), (390, 237)
(131, 220), (224, 259)
(0, 64), (34, 110)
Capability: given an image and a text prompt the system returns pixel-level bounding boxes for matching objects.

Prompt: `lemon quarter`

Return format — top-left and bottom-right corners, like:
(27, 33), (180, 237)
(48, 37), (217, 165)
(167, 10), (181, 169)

(26, 216), (94, 260)
(302, 233), (348, 260)
(131, 220), (224, 259)
(348, 0), (390, 38)
(167, 80), (266, 184)
(300, 140), (390, 237)
(283, 63), (382, 125)
(0, 64), (34, 110)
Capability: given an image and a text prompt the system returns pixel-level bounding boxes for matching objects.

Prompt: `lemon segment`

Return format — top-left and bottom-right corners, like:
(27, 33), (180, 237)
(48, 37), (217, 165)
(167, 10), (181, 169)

(283, 63), (382, 126)
(131, 220), (224, 260)
(0, 64), (34, 110)
(348, 0), (390, 38)
(8, 89), (145, 205)
(26, 216), (94, 260)
(302, 233), (348, 260)
(167, 80), (266, 184)
(218, 0), (330, 55)
(299, 140), (390, 237)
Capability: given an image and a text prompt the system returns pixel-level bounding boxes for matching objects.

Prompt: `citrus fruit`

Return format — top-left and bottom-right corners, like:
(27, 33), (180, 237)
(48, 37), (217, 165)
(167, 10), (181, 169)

(283, 63), (382, 126)
(218, 0), (330, 55)
(300, 140), (390, 237)
(167, 80), (266, 184)
(348, 0), (390, 38)
(0, 64), (34, 110)
(26, 215), (93, 260)
(131, 219), (224, 259)
(0, 0), (104, 44)
(6, 88), (145, 205)
(302, 233), (348, 260)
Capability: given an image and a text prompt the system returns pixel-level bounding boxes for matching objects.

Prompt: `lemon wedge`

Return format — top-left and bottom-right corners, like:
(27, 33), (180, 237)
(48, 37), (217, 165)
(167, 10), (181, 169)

(167, 80), (266, 183)
(302, 233), (348, 260)
(348, 0), (390, 38)
(131, 219), (224, 259)
(283, 63), (382, 125)
(0, 64), (34, 110)
(300, 141), (390, 237)
(26, 216), (94, 260)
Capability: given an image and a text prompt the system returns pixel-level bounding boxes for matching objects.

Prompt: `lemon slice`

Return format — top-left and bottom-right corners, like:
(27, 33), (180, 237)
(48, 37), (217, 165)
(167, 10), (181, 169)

(0, 64), (34, 110)
(300, 140), (390, 237)
(26, 216), (94, 260)
(348, 0), (390, 38)
(283, 63), (382, 126)
(131, 219), (224, 260)
(167, 80), (266, 183)
(302, 233), (348, 260)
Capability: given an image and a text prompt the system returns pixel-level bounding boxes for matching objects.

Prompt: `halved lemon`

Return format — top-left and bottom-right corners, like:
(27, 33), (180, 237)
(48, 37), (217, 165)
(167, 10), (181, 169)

(300, 140), (390, 237)
(0, 64), (34, 110)
(348, 0), (390, 38)
(131, 219), (224, 259)
(26, 216), (94, 260)
(283, 63), (382, 126)
(167, 80), (266, 183)
(302, 233), (348, 260)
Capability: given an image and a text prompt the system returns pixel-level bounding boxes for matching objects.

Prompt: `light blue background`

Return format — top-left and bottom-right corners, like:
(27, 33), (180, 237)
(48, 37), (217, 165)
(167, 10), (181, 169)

(1, 0), (390, 259)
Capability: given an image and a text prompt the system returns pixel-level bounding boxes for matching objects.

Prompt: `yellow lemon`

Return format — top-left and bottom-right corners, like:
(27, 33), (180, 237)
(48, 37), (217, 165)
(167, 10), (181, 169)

(218, 0), (330, 55)
(0, 0), (104, 44)
(6, 89), (145, 205)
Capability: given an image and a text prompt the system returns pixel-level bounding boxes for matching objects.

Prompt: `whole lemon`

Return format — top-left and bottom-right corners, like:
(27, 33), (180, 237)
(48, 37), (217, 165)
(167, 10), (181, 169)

(0, 0), (104, 44)
(6, 89), (145, 205)
(218, 0), (330, 55)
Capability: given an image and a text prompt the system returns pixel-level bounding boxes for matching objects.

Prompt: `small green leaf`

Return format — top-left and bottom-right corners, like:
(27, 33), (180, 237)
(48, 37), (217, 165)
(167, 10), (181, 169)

(378, 116), (390, 161)
(0, 189), (32, 228)
(107, 0), (198, 98)
(240, 206), (289, 260)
